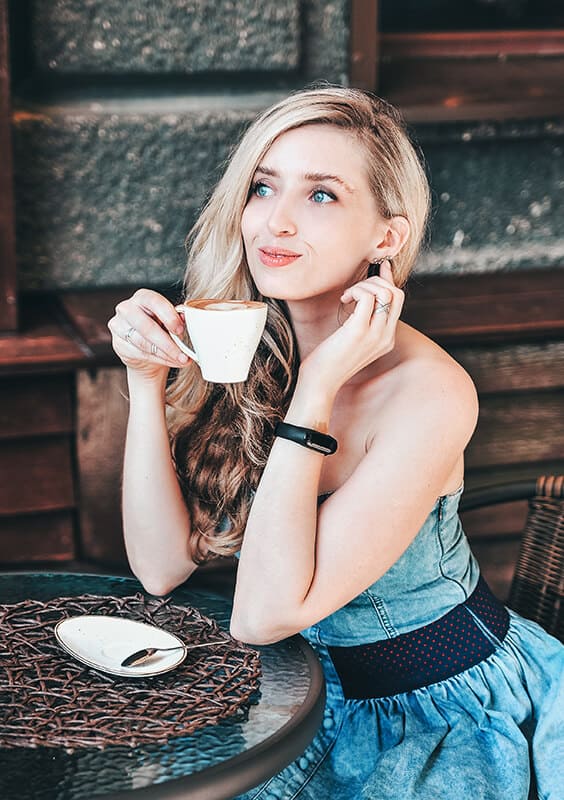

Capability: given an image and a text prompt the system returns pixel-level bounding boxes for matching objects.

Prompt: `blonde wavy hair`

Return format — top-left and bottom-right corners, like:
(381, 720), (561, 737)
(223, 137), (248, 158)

(167, 85), (431, 562)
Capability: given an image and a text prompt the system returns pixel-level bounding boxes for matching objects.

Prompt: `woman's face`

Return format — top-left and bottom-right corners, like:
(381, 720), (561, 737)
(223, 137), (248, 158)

(241, 124), (386, 302)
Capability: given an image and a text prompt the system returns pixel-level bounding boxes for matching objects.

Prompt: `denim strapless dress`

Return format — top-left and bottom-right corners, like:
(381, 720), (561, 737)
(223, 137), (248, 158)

(236, 485), (564, 800)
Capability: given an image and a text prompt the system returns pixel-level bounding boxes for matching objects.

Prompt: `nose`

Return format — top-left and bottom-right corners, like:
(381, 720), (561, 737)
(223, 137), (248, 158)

(267, 197), (297, 237)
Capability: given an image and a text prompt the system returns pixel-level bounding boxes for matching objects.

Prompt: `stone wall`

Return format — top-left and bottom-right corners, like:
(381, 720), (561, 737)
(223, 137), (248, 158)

(417, 119), (564, 275)
(11, 1), (564, 289)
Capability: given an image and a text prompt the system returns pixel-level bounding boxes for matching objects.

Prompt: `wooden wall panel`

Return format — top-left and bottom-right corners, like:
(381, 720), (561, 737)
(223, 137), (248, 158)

(403, 269), (564, 342)
(0, 437), (75, 514)
(379, 54), (564, 123)
(0, 511), (75, 561)
(76, 367), (129, 564)
(466, 391), (564, 468)
(0, 374), (74, 439)
(451, 341), (564, 394)
(0, 296), (88, 373)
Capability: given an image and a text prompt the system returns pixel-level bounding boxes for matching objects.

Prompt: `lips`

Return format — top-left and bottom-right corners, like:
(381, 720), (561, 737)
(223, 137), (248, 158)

(258, 247), (302, 268)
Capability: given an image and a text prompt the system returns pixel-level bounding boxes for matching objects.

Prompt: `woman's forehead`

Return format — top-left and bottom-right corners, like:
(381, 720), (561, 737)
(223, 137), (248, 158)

(257, 125), (368, 182)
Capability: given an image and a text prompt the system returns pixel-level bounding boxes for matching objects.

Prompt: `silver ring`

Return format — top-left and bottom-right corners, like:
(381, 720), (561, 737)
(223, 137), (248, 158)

(374, 300), (392, 315)
(125, 326), (136, 343)
(150, 342), (158, 356)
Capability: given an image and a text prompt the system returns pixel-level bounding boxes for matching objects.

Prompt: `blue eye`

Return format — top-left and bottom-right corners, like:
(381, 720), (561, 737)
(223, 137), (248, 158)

(252, 181), (273, 198)
(311, 189), (335, 204)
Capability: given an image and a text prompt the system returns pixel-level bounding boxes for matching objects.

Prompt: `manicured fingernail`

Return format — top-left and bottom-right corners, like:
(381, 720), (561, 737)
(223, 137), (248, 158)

(178, 353), (188, 363)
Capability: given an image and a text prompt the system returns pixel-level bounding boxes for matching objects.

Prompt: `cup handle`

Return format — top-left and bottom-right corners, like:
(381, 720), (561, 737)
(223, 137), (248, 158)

(172, 306), (198, 362)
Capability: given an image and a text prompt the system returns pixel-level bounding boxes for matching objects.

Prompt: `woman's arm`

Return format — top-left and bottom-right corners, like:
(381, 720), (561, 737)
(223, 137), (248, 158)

(231, 360), (477, 644)
(122, 370), (197, 595)
(108, 289), (197, 595)
(231, 272), (478, 644)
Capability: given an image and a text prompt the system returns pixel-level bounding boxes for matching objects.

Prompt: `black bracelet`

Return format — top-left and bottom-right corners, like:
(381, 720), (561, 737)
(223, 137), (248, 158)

(274, 421), (338, 455)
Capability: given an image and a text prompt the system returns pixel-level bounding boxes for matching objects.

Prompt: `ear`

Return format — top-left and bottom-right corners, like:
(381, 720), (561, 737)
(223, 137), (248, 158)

(370, 216), (410, 261)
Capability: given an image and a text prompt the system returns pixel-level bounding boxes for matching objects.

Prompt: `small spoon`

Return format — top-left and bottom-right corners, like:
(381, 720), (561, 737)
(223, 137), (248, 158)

(121, 640), (226, 668)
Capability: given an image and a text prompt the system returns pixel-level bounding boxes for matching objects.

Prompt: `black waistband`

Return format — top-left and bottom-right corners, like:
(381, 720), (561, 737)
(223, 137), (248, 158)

(327, 577), (509, 700)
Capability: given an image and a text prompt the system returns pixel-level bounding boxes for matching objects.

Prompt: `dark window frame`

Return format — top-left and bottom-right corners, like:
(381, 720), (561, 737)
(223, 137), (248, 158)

(350, 0), (564, 122)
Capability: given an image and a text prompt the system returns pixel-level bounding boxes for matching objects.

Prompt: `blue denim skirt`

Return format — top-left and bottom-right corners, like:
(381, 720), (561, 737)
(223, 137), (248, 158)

(236, 487), (563, 799)
(238, 605), (564, 800)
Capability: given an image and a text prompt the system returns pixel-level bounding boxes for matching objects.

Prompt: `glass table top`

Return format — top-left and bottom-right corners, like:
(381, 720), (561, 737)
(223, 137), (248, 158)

(0, 572), (324, 800)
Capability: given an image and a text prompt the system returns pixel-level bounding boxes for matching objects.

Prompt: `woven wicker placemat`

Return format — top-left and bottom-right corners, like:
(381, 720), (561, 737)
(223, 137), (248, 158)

(0, 593), (261, 751)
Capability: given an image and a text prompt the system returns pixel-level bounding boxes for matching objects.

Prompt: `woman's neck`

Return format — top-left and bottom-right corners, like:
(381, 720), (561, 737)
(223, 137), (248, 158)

(285, 293), (343, 361)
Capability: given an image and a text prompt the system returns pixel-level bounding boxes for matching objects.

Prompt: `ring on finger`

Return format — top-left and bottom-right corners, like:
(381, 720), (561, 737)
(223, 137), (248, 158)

(374, 300), (392, 315)
(125, 326), (136, 343)
(150, 342), (159, 356)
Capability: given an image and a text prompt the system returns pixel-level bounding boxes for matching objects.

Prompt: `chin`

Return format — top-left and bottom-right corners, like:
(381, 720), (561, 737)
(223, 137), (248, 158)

(250, 274), (293, 301)
(250, 270), (334, 304)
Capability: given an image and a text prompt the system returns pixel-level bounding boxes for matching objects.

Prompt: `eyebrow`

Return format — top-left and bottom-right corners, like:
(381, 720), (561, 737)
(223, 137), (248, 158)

(254, 165), (354, 194)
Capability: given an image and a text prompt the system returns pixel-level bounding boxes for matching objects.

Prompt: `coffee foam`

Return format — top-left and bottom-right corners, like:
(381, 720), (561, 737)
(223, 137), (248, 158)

(205, 302), (246, 311)
(187, 299), (263, 311)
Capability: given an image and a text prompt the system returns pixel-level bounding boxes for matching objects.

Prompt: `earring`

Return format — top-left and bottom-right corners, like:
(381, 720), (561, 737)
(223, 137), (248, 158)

(367, 257), (394, 278)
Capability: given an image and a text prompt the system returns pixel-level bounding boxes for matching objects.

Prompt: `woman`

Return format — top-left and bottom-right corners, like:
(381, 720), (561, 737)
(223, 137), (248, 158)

(108, 86), (563, 799)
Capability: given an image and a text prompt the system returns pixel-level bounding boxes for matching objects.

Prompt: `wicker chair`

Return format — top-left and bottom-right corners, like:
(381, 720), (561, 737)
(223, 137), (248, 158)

(460, 475), (564, 642)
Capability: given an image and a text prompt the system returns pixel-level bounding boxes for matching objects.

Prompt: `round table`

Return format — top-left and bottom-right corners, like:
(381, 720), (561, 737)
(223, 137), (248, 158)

(0, 572), (325, 800)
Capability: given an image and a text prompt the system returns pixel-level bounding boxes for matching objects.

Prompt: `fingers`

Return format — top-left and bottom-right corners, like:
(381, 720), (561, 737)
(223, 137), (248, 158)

(114, 331), (181, 370)
(341, 259), (397, 302)
(108, 289), (190, 367)
(118, 315), (187, 364)
(340, 275), (404, 329)
(378, 258), (395, 285)
(341, 283), (386, 327)
(116, 323), (184, 369)
(135, 289), (186, 339)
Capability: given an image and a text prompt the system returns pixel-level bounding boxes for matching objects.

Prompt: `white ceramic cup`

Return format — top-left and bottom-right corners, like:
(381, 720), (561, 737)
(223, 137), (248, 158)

(170, 299), (268, 383)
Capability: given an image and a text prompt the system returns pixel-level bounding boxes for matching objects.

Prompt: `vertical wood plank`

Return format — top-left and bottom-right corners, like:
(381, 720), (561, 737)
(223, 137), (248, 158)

(350, 0), (380, 90)
(0, 0), (17, 331)
(76, 367), (129, 565)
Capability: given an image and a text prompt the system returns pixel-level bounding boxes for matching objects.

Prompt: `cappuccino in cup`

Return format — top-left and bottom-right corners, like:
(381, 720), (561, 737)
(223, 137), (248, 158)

(171, 299), (267, 383)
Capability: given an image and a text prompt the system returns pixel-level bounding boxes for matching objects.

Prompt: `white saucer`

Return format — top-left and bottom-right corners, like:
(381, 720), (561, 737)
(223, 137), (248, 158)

(54, 615), (187, 677)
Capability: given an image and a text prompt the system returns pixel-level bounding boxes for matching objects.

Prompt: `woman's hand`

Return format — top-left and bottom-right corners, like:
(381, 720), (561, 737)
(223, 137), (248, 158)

(300, 260), (404, 394)
(107, 289), (190, 380)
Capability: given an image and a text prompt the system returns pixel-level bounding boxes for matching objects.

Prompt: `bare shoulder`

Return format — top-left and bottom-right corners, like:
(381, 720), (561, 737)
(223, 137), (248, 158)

(386, 322), (479, 439)
(399, 323), (476, 383)
(326, 323), (478, 497)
